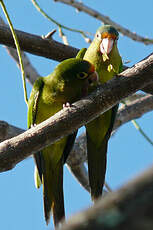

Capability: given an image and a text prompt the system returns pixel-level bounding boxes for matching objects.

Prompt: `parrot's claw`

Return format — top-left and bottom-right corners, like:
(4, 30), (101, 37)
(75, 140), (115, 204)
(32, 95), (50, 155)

(31, 124), (37, 127)
(63, 102), (71, 109)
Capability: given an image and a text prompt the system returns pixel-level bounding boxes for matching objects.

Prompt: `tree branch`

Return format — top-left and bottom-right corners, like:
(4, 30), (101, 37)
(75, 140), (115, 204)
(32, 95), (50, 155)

(0, 53), (152, 172)
(54, 0), (153, 45)
(114, 94), (153, 130)
(1, 94), (152, 142)
(59, 163), (153, 230)
(0, 25), (78, 61)
(0, 121), (24, 142)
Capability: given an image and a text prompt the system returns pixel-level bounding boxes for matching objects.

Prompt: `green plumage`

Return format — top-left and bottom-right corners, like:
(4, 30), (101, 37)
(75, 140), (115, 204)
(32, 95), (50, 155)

(27, 58), (97, 226)
(80, 25), (122, 200)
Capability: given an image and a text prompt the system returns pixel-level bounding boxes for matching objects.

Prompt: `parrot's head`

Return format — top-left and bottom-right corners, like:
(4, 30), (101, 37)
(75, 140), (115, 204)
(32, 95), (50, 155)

(54, 58), (99, 99)
(95, 25), (119, 55)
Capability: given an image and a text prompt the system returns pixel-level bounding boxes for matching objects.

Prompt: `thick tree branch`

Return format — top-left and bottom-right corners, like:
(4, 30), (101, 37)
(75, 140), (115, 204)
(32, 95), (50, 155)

(0, 25), (78, 61)
(54, 0), (153, 45)
(0, 53), (152, 172)
(1, 94), (152, 142)
(59, 163), (153, 230)
(0, 121), (24, 142)
(114, 94), (153, 130)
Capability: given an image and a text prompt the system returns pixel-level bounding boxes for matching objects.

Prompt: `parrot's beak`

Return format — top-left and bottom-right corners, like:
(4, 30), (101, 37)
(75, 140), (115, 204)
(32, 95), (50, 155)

(100, 38), (114, 54)
(88, 71), (99, 85)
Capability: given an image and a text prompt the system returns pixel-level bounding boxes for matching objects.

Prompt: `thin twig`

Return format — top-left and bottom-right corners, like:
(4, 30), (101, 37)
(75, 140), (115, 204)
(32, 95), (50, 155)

(0, 0), (28, 105)
(54, 0), (153, 45)
(131, 120), (153, 146)
(121, 99), (153, 147)
(31, 0), (90, 41)
(58, 26), (69, 45)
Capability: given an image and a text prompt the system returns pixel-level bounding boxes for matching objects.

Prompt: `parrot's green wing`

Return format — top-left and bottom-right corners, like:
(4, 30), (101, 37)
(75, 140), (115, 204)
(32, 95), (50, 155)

(27, 77), (44, 129)
(27, 77), (44, 187)
(76, 48), (87, 59)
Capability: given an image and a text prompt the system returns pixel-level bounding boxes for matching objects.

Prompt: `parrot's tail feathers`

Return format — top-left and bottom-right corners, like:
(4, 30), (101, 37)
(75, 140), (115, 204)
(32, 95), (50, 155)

(33, 152), (42, 182)
(33, 152), (43, 189)
(63, 132), (78, 163)
(42, 159), (65, 226)
(43, 186), (52, 225)
(52, 188), (65, 227)
(87, 132), (108, 201)
(34, 165), (42, 188)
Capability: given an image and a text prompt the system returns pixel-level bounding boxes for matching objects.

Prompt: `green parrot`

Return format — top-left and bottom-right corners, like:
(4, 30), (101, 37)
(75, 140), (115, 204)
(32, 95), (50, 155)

(27, 58), (98, 226)
(77, 25), (122, 201)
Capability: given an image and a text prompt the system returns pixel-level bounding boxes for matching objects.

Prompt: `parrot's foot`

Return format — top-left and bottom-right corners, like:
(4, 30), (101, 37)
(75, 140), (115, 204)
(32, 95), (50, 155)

(31, 123), (37, 127)
(63, 102), (71, 109)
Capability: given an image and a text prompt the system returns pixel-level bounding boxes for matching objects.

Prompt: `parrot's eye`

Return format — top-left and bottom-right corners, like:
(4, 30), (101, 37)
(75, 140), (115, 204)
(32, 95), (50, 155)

(96, 32), (101, 39)
(77, 72), (88, 79)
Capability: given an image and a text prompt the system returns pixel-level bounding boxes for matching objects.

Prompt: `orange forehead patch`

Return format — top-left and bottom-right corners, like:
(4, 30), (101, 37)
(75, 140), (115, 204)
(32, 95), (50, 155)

(102, 32), (117, 40)
(89, 64), (95, 73)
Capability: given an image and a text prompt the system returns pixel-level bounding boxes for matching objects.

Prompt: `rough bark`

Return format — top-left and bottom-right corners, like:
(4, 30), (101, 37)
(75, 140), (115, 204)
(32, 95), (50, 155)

(0, 25), (78, 61)
(58, 164), (153, 230)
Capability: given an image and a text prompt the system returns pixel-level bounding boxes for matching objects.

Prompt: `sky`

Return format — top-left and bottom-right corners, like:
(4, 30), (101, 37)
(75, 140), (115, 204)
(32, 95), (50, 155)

(0, 0), (153, 229)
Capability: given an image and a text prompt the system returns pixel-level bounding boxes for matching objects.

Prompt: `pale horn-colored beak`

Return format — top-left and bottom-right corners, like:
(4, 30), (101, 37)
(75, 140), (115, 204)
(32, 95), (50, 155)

(88, 70), (99, 83)
(100, 38), (114, 54)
